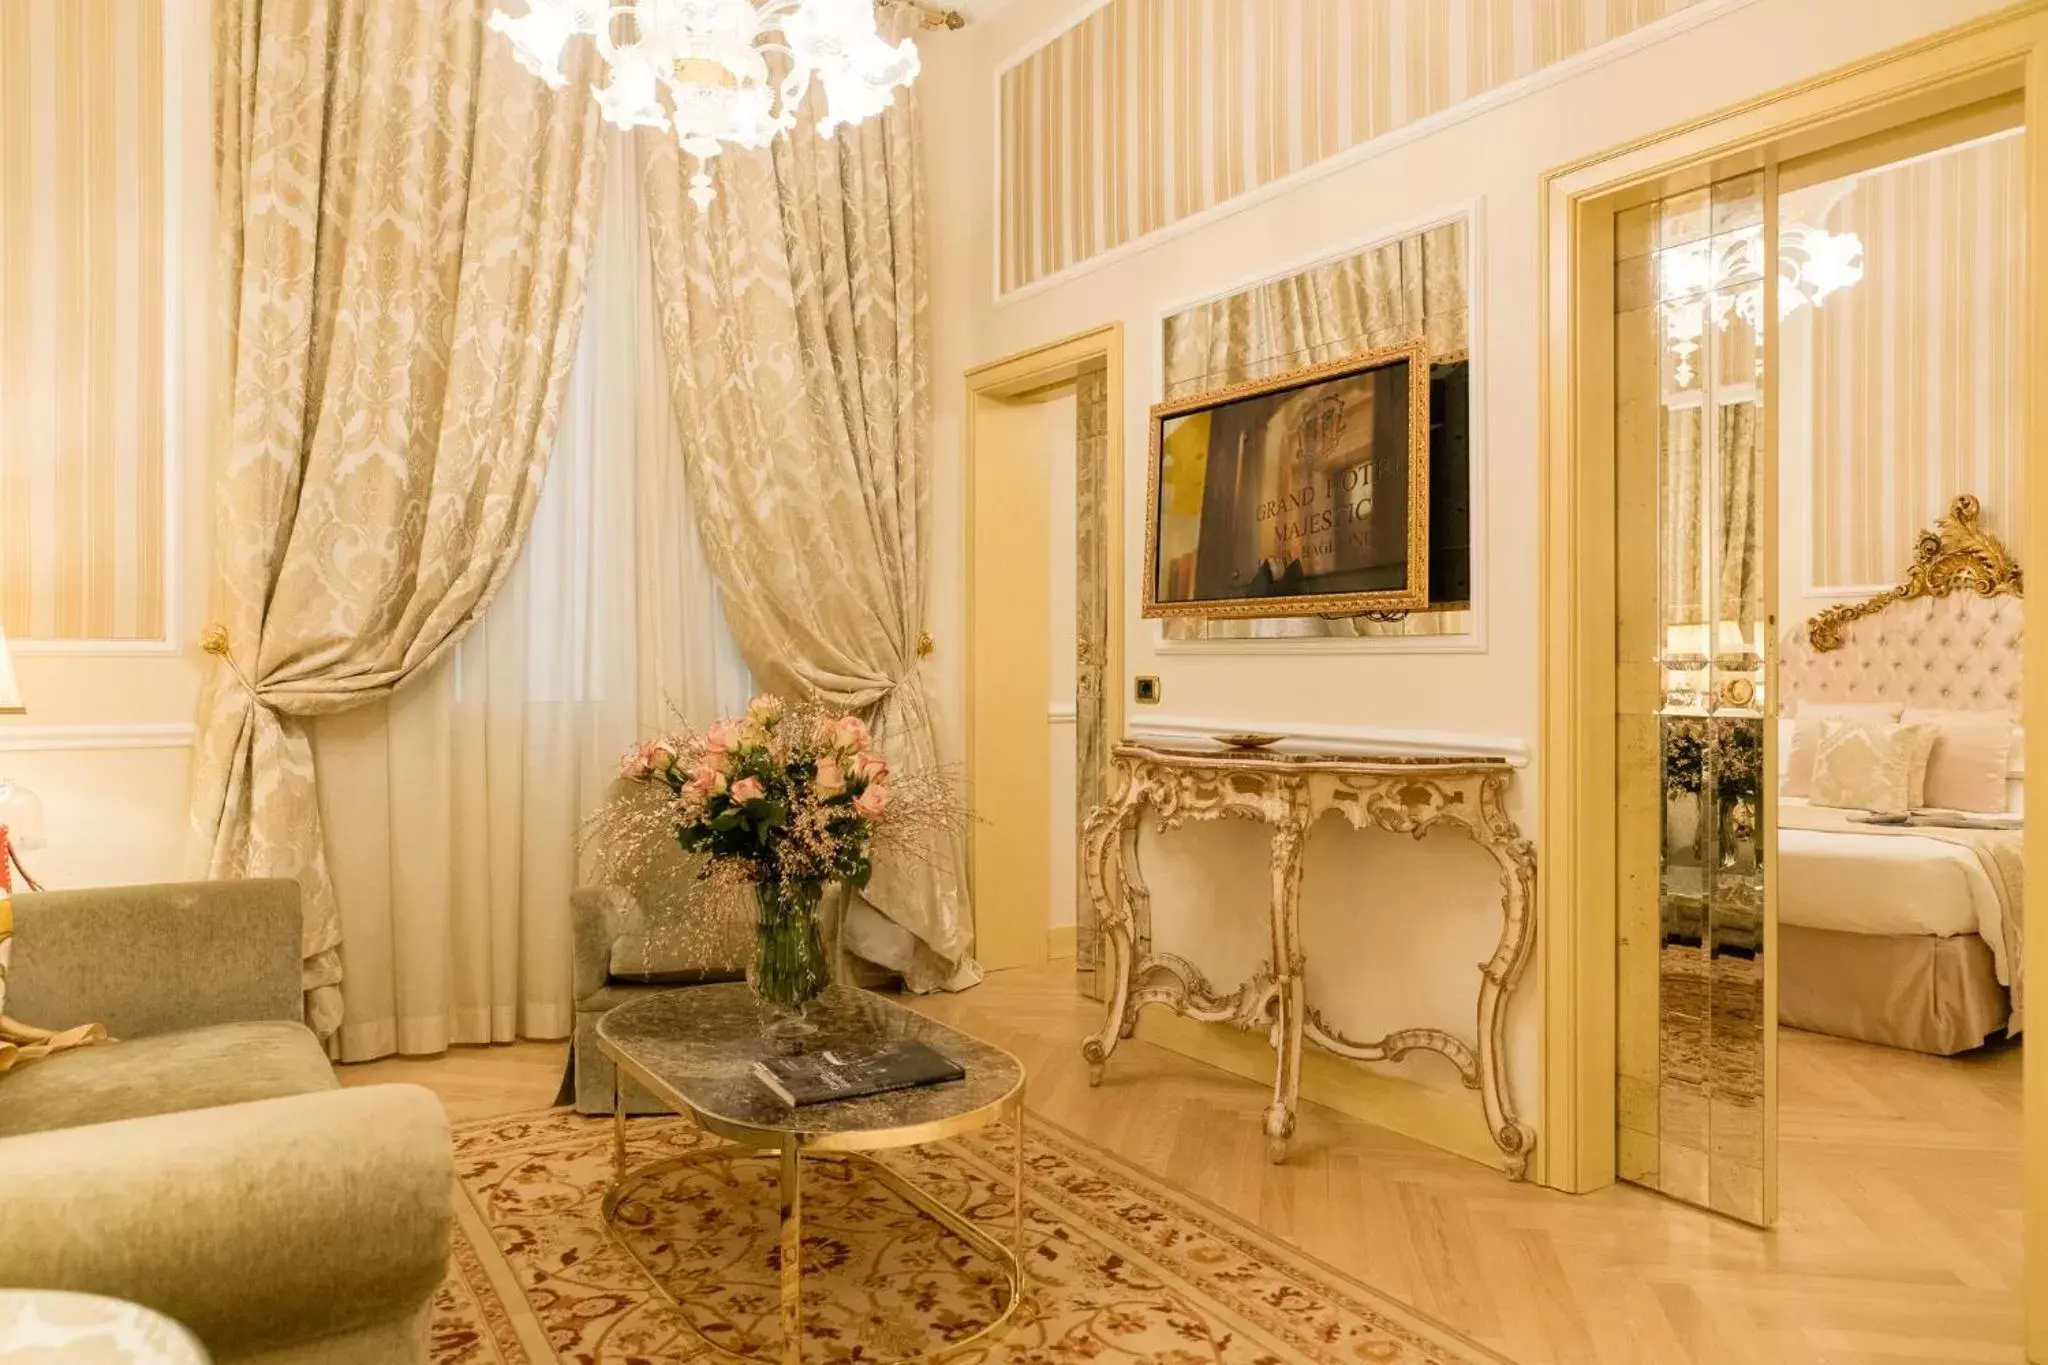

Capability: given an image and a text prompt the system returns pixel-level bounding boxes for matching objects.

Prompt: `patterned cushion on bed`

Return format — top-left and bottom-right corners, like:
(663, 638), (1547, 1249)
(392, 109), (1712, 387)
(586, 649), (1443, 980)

(1810, 718), (1940, 815)
(1786, 703), (1905, 798)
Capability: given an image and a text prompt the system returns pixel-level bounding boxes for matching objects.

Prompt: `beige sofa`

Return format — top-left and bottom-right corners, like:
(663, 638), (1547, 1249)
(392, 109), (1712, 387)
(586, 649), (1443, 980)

(0, 880), (453, 1364)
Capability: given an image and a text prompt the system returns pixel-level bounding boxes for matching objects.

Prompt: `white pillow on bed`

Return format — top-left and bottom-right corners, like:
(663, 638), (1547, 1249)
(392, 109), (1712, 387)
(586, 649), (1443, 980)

(1809, 718), (1939, 815)
(1900, 709), (2018, 813)
(1786, 703), (1905, 798)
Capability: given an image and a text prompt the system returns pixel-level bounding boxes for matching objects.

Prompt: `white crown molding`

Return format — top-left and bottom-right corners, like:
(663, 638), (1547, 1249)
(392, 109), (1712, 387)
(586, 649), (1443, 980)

(1128, 715), (1529, 767)
(0, 723), (197, 753)
(991, 0), (1764, 306)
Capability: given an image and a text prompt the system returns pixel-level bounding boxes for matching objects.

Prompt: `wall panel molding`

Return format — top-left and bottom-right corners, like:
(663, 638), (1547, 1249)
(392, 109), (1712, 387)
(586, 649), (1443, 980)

(995, 0), (1741, 298)
(0, 0), (175, 645)
(0, 722), (196, 753)
(1154, 202), (1487, 651)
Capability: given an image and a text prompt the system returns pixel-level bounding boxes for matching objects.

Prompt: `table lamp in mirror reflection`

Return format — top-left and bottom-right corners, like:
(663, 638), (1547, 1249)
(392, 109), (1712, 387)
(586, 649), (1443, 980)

(0, 624), (43, 893)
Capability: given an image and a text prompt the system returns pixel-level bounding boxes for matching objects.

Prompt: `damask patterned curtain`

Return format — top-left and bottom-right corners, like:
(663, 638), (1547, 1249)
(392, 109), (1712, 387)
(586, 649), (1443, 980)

(193, 0), (606, 1034)
(637, 49), (976, 993)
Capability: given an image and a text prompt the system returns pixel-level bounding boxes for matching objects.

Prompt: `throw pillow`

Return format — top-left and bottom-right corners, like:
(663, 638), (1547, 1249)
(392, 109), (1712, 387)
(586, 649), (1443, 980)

(1785, 703), (1905, 798)
(1901, 709), (2020, 814)
(1809, 718), (1940, 815)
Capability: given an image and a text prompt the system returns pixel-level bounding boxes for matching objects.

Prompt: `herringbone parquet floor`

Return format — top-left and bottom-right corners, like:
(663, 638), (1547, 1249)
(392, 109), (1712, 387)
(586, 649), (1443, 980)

(342, 960), (2024, 1365)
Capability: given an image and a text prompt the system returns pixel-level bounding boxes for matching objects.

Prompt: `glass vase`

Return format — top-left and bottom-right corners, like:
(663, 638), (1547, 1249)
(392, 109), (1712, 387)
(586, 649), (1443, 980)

(750, 879), (831, 1050)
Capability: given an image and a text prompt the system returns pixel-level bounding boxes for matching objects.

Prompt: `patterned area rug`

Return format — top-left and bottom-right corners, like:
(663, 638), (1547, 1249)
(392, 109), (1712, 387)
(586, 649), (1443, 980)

(435, 1107), (1506, 1364)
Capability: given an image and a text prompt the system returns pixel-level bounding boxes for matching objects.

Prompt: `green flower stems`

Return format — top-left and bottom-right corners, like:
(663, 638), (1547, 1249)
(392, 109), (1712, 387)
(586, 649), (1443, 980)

(753, 880), (831, 1017)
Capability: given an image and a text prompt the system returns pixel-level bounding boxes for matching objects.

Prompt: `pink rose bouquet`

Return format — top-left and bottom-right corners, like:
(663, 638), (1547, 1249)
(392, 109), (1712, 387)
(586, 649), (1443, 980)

(616, 694), (892, 892)
(591, 696), (956, 1032)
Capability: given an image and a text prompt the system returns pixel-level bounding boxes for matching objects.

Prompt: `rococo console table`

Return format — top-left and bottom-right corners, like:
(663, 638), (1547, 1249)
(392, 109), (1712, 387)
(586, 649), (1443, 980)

(1079, 741), (1538, 1177)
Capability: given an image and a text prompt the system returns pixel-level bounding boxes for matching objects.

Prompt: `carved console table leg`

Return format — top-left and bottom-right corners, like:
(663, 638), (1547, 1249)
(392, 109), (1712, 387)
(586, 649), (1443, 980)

(1471, 774), (1539, 1178)
(1264, 815), (1308, 1164)
(1115, 818), (1149, 1042)
(1080, 781), (1144, 1087)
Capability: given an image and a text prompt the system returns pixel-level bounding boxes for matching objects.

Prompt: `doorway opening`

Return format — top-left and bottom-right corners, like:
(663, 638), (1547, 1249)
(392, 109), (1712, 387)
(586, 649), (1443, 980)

(1611, 120), (2027, 1234)
(1539, 7), (2048, 1350)
(962, 327), (1123, 982)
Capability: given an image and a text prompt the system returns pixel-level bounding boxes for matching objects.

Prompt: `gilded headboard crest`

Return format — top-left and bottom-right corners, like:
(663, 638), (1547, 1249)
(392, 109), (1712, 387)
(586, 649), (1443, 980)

(1806, 495), (2024, 653)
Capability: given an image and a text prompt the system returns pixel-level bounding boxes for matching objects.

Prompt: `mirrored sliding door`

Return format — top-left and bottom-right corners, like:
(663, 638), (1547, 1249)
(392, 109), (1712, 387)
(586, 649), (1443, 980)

(1614, 169), (1777, 1226)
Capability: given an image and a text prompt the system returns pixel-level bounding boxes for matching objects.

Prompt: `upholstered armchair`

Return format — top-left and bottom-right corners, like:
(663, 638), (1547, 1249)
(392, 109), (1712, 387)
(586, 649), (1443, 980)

(0, 880), (453, 1365)
(569, 882), (747, 1114)
(569, 881), (860, 1115)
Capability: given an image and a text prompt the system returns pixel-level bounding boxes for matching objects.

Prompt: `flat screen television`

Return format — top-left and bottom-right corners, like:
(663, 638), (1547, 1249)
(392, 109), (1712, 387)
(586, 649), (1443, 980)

(1143, 341), (1432, 619)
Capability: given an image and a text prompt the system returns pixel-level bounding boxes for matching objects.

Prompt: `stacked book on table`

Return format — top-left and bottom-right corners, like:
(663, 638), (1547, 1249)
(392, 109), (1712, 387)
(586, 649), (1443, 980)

(753, 1041), (965, 1107)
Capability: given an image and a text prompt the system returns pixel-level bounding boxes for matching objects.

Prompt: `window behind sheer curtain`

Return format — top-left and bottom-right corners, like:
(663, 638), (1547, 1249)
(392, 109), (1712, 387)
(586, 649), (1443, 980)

(322, 126), (752, 1062)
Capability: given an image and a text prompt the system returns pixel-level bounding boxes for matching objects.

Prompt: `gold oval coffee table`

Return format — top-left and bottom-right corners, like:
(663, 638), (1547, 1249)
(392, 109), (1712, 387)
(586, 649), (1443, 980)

(597, 984), (1027, 1365)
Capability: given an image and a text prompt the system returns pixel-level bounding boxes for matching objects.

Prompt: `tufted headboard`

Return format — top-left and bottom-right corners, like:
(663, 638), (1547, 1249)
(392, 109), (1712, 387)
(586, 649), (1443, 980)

(1779, 495), (2024, 715)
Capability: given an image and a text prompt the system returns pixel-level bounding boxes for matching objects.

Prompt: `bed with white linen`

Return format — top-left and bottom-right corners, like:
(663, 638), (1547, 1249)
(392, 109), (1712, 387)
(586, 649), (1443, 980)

(1776, 495), (2024, 1054)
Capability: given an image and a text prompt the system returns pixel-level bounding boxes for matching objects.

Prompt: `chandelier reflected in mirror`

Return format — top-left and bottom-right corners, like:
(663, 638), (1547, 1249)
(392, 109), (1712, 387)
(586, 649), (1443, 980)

(490, 0), (923, 208)
(1658, 221), (1865, 387)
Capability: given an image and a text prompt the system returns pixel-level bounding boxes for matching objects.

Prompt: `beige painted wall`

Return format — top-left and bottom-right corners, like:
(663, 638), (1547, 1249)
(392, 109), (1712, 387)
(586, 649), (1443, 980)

(923, 0), (2013, 1118)
(0, 0), (211, 890)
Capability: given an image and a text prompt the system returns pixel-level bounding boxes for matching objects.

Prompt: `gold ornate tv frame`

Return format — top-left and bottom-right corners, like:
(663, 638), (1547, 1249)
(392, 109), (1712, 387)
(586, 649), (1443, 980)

(1141, 340), (1433, 620)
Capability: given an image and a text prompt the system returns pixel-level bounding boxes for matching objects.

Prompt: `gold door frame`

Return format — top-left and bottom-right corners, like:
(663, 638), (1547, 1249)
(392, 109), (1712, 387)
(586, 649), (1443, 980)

(1538, 0), (2048, 1349)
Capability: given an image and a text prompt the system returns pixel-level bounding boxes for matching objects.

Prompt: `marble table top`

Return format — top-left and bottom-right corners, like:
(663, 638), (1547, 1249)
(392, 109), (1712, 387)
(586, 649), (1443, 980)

(1115, 740), (1516, 770)
(597, 984), (1023, 1151)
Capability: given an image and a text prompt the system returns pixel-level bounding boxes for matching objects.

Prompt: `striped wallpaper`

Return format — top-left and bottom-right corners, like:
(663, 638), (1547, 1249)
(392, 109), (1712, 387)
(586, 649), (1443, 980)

(1808, 132), (2027, 590)
(0, 0), (169, 642)
(998, 0), (1709, 292)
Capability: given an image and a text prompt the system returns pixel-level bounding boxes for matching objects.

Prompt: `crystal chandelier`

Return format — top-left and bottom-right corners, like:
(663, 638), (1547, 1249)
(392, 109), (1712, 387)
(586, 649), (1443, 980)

(489, 0), (922, 208)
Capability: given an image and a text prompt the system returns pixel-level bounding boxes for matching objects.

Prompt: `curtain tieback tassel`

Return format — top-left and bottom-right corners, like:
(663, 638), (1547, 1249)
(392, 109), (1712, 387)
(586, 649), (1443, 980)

(200, 623), (262, 698)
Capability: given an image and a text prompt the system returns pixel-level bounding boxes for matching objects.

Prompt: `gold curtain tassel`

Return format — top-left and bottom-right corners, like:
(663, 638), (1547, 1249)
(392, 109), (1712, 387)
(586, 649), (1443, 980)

(199, 623), (260, 697)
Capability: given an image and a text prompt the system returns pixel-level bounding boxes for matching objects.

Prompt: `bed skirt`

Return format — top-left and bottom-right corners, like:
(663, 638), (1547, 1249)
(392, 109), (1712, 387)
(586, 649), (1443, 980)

(1779, 924), (2009, 1055)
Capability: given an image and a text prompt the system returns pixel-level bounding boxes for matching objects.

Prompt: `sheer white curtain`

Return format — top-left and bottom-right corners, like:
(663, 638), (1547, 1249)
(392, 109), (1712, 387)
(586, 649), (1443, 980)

(315, 129), (750, 1063)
